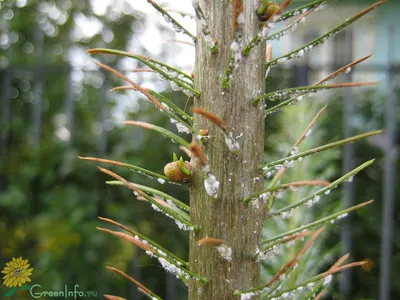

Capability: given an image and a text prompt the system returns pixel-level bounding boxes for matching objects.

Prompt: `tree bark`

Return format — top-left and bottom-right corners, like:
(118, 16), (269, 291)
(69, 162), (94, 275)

(189, 1), (266, 299)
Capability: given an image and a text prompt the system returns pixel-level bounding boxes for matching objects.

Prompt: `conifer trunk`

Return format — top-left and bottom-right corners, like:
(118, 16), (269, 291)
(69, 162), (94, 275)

(189, 1), (266, 298)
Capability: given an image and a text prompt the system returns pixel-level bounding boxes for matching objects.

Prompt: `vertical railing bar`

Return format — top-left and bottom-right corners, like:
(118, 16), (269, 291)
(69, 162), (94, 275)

(95, 71), (109, 217)
(340, 28), (355, 300)
(379, 24), (398, 300)
(32, 26), (44, 150)
(1, 46), (12, 169)
(64, 64), (74, 148)
(97, 70), (108, 157)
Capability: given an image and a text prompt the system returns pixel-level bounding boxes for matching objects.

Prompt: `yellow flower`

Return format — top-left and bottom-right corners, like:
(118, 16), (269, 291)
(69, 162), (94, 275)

(1, 257), (33, 288)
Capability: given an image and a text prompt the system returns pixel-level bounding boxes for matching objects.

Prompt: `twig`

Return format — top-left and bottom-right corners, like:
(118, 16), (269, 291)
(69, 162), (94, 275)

(147, 0), (196, 42)
(124, 120), (191, 148)
(99, 216), (188, 265)
(261, 132), (381, 171)
(167, 39), (195, 46)
(294, 105), (327, 147)
(265, 55), (374, 115)
(268, 160), (374, 216)
(266, 0), (387, 68)
(107, 266), (162, 300)
(78, 156), (171, 183)
(254, 82), (378, 104)
(264, 200), (373, 244)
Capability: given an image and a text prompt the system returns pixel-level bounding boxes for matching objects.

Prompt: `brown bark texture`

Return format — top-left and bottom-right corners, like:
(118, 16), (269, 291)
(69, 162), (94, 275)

(189, 1), (266, 299)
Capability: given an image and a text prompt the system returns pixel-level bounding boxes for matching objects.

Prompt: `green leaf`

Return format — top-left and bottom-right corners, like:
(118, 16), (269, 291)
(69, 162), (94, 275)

(266, 1), (386, 68)
(264, 260), (366, 299)
(278, 0), (331, 22)
(146, 0), (196, 42)
(257, 0), (270, 16)
(4, 287), (19, 297)
(98, 167), (197, 232)
(149, 90), (193, 122)
(99, 216), (188, 268)
(21, 285), (33, 290)
(260, 131), (381, 173)
(262, 200), (373, 245)
(269, 159), (374, 217)
(243, 0), (331, 56)
(124, 120), (191, 148)
(265, 55), (373, 115)
(179, 157), (191, 176)
(78, 156), (173, 183)
(99, 226), (206, 284)
(253, 82), (377, 104)
(88, 48), (199, 97)
(266, 11), (309, 42)
(106, 181), (190, 212)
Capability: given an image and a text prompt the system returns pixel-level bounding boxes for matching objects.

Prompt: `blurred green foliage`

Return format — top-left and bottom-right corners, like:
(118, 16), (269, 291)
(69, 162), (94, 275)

(0, 0), (191, 298)
(1, 0), (399, 299)
(318, 88), (400, 299)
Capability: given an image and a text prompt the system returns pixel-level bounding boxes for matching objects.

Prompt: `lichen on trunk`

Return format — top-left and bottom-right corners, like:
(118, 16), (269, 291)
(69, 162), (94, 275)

(189, 1), (266, 298)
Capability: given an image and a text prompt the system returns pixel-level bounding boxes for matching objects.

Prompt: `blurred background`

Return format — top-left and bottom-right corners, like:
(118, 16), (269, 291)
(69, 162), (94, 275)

(0, 0), (398, 299)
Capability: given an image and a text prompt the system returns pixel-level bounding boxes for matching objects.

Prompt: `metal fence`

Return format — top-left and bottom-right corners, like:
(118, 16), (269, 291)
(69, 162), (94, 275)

(288, 28), (399, 300)
(1, 28), (399, 299)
